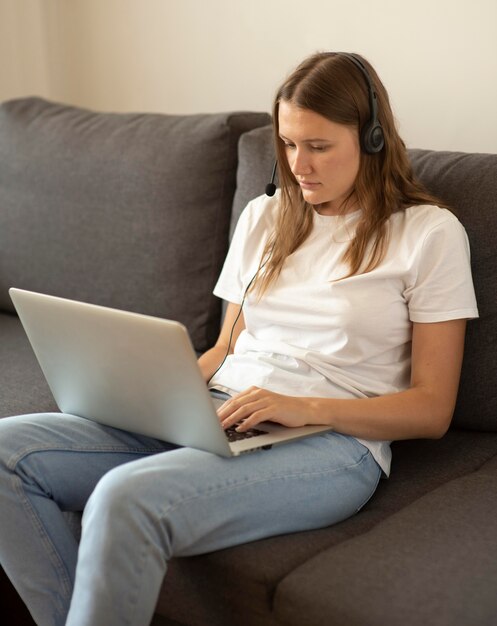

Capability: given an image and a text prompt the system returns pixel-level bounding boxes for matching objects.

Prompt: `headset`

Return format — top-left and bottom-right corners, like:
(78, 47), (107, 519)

(266, 52), (384, 196)
(342, 52), (385, 154)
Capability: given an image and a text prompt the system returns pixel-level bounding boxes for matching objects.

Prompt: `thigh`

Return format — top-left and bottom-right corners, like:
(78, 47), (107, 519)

(87, 431), (381, 557)
(0, 412), (175, 511)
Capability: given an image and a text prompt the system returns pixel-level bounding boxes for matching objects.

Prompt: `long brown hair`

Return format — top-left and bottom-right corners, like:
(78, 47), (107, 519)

(254, 52), (445, 295)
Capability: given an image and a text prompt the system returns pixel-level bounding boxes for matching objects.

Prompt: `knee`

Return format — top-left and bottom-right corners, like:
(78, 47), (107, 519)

(81, 460), (175, 559)
(83, 462), (152, 527)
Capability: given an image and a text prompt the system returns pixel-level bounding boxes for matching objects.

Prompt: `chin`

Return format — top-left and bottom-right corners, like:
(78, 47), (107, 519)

(301, 190), (329, 205)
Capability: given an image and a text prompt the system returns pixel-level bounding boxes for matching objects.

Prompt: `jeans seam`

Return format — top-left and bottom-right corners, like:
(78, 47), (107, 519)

(6, 444), (166, 471)
(158, 448), (376, 520)
(11, 472), (74, 603)
(355, 458), (382, 512)
(125, 540), (156, 626)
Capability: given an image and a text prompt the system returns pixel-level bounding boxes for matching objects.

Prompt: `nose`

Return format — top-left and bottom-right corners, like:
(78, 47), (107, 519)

(289, 148), (312, 177)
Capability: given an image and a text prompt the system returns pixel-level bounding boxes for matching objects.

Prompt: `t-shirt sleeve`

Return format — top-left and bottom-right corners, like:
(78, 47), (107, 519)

(213, 215), (247, 304)
(405, 216), (479, 322)
(213, 196), (272, 304)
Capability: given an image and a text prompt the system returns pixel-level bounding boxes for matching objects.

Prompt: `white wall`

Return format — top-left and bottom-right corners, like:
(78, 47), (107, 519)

(1, 0), (496, 153)
(0, 0), (51, 98)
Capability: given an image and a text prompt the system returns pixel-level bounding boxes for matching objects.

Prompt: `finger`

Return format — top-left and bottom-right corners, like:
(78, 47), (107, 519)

(216, 388), (261, 420)
(230, 404), (272, 431)
(220, 399), (268, 430)
(216, 398), (249, 424)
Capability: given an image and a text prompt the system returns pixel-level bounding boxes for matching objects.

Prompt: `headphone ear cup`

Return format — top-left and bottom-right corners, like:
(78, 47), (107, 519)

(361, 122), (385, 154)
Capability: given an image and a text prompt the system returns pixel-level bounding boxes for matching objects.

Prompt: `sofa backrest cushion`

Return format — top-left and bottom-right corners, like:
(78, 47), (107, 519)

(232, 125), (277, 235)
(408, 149), (497, 432)
(233, 125), (497, 432)
(0, 97), (269, 352)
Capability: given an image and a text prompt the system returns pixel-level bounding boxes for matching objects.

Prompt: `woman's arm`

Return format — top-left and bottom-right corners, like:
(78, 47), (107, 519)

(218, 319), (467, 441)
(198, 302), (246, 382)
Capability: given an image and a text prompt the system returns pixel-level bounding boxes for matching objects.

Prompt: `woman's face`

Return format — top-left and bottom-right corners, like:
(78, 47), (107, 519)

(278, 100), (361, 215)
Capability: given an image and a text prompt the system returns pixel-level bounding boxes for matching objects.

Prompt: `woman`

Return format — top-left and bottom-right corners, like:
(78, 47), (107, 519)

(0, 52), (478, 626)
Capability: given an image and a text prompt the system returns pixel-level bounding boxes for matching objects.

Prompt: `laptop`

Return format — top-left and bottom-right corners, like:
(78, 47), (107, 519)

(9, 288), (332, 456)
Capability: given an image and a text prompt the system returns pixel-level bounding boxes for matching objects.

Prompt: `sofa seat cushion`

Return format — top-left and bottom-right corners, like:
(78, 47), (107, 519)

(0, 98), (270, 352)
(274, 453), (497, 626)
(154, 431), (497, 626)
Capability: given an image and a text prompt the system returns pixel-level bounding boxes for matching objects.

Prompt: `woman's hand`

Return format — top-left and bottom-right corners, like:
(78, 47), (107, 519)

(217, 387), (315, 432)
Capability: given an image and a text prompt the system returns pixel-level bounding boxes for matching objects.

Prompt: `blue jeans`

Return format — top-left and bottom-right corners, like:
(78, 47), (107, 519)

(0, 412), (381, 626)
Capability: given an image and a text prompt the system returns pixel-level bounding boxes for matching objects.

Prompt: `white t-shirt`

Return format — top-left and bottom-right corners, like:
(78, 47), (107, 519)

(211, 192), (479, 476)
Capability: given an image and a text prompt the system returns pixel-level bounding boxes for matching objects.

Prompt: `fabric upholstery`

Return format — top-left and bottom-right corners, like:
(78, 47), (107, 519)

(275, 460), (497, 626)
(0, 313), (57, 415)
(0, 98), (269, 352)
(231, 125), (276, 234)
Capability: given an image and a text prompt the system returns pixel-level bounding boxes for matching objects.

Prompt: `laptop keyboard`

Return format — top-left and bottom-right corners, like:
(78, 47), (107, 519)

(225, 425), (268, 443)
(210, 390), (268, 443)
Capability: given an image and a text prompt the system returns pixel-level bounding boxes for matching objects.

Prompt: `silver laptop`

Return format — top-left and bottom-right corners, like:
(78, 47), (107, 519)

(9, 288), (331, 456)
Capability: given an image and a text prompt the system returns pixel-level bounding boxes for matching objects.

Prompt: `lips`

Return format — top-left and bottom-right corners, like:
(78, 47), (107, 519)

(298, 180), (321, 190)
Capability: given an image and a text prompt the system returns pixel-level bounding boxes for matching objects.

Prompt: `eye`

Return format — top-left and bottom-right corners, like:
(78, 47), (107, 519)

(310, 144), (329, 152)
(282, 141), (296, 149)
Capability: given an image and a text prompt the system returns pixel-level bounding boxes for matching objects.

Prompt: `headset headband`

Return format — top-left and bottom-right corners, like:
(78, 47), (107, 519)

(338, 52), (385, 154)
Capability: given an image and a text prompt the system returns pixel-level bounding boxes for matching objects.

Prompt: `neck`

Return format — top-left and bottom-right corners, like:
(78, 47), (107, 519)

(314, 197), (359, 216)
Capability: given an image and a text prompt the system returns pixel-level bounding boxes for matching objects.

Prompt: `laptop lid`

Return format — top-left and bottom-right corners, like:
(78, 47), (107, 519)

(9, 288), (331, 456)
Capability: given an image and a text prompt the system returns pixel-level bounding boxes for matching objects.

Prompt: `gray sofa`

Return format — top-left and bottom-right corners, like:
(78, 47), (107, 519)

(1, 97), (496, 626)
